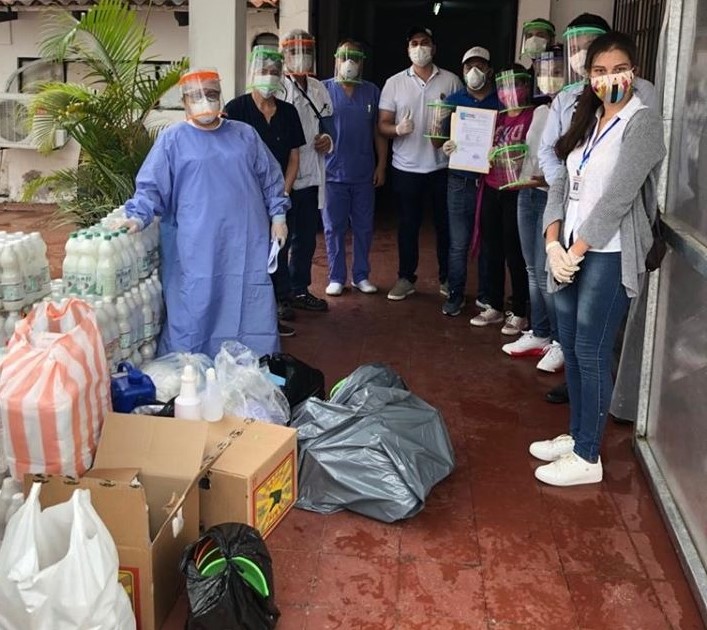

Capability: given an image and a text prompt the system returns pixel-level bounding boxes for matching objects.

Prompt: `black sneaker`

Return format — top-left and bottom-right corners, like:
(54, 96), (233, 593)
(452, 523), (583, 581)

(278, 322), (295, 337)
(292, 291), (328, 312)
(278, 301), (296, 321)
(442, 294), (466, 317)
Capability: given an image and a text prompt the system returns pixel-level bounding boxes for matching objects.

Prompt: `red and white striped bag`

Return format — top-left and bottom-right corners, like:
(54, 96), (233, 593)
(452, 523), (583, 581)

(0, 299), (109, 480)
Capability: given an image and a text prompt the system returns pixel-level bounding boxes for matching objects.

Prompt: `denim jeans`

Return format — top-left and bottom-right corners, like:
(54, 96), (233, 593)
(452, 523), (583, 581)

(554, 252), (631, 463)
(446, 172), (479, 298)
(288, 186), (320, 296)
(392, 167), (449, 283)
(517, 188), (556, 339)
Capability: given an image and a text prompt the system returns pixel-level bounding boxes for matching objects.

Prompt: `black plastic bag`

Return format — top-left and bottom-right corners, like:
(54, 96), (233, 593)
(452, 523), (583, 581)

(265, 353), (325, 409)
(180, 523), (280, 630)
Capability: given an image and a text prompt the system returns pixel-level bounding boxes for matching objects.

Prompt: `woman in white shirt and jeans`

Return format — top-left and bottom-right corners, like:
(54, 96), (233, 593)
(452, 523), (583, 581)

(529, 32), (666, 486)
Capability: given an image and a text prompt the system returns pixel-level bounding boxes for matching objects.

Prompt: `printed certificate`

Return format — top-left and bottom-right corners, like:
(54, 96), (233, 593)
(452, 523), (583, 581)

(448, 106), (497, 174)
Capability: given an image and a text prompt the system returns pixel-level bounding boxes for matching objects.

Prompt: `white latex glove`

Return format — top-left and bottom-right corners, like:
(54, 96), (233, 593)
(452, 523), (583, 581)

(109, 217), (141, 233)
(395, 110), (414, 136)
(271, 221), (288, 247)
(442, 140), (457, 157)
(568, 248), (585, 268)
(546, 241), (580, 284)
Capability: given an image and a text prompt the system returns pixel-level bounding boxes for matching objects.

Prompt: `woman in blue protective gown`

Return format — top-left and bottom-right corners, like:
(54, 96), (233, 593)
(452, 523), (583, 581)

(122, 69), (290, 358)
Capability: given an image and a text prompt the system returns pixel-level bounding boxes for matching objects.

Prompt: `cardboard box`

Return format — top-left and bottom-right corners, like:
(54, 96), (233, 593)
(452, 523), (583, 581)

(27, 413), (216, 630)
(200, 417), (298, 538)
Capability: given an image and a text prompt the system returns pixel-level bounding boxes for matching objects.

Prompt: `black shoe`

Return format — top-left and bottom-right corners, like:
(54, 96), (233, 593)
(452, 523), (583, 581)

(545, 382), (569, 404)
(292, 291), (328, 312)
(278, 301), (296, 321)
(442, 294), (466, 316)
(278, 322), (295, 337)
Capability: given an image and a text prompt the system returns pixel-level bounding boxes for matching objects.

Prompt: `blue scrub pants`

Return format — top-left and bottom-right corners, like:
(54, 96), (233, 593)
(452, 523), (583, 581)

(323, 181), (375, 284)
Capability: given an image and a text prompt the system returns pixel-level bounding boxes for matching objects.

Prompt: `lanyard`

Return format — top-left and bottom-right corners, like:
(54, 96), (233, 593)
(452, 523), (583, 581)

(578, 117), (620, 174)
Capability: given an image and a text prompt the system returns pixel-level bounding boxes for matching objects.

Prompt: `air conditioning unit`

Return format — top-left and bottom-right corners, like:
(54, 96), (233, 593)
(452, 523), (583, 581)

(0, 93), (68, 150)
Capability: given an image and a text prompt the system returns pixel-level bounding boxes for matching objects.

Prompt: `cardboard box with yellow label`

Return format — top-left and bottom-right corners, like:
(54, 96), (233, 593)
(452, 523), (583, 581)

(200, 417), (298, 538)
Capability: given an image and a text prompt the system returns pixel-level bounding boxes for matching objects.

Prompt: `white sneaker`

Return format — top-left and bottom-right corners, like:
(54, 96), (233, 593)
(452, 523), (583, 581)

(502, 330), (550, 357)
(501, 312), (528, 336)
(529, 434), (575, 462)
(536, 341), (565, 373)
(475, 298), (491, 310)
(325, 282), (344, 296)
(534, 452), (603, 486)
(352, 279), (378, 294)
(387, 278), (415, 301)
(470, 308), (504, 327)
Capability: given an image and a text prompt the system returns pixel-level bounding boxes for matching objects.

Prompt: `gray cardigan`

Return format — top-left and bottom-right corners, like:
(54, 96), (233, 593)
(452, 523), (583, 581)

(542, 106), (667, 298)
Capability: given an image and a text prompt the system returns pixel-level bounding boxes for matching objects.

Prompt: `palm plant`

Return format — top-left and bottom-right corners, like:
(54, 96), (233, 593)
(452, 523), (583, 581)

(23, 0), (188, 227)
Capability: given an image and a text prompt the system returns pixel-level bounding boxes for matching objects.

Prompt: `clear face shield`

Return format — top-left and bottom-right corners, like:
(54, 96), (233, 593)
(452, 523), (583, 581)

(247, 46), (284, 98)
(179, 69), (223, 126)
(563, 26), (606, 87)
(281, 36), (316, 76)
(521, 21), (554, 59)
(534, 49), (565, 97)
(495, 70), (533, 113)
(334, 46), (365, 84)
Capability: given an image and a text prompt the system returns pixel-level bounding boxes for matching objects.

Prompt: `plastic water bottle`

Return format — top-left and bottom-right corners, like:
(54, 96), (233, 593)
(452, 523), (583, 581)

(76, 233), (98, 296)
(95, 235), (117, 298)
(175, 365), (201, 420)
(62, 232), (80, 294)
(93, 300), (115, 368)
(146, 278), (162, 335)
(115, 231), (132, 293)
(4, 311), (20, 340)
(31, 232), (51, 297)
(121, 228), (139, 289)
(123, 290), (139, 351)
(133, 230), (150, 280)
(140, 283), (154, 343)
(1, 242), (25, 311)
(201, 368), (224, 422)
(11, 234), (32, 304)
(115, 296), (132, 360)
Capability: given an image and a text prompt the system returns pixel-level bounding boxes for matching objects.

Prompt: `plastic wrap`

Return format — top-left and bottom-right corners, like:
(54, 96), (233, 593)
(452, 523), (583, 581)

(142, 352), (214, 402)
(214, 342), (289, 425)
(291, 364), (455, 522)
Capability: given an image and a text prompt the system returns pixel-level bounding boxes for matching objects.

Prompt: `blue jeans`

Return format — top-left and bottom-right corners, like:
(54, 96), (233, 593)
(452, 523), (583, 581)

(517, 188), (556, 339)
(554, 252), (631, 463)
(447, 172), (479, 298)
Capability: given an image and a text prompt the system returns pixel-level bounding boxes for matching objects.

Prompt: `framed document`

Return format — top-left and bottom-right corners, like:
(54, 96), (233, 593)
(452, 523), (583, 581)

(448, 106), (498, 174)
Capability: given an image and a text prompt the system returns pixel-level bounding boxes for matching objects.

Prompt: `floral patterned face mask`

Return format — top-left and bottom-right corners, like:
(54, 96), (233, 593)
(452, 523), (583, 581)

(590, 69), (634, 104)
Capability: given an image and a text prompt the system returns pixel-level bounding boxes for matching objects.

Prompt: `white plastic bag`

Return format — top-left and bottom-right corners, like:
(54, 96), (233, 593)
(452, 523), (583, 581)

(142, 352), (214, 402)
(215, 341), (290, 425)
(0, 483), (136, 630)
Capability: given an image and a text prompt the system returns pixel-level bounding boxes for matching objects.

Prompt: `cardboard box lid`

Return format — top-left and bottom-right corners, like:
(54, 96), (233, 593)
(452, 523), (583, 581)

(205, 417), (297, 476)
(94, 413), (208, 482)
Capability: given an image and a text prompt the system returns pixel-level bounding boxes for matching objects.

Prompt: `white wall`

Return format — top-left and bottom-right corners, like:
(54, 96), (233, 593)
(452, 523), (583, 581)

(549, 0), (614, 36)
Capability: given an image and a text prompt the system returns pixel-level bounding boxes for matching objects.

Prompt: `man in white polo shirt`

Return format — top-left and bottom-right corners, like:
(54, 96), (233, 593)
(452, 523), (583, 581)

(378, 26), (463, 301)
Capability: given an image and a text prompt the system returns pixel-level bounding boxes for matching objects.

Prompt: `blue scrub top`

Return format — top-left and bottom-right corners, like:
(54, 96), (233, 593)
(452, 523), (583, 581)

(323, 79), (380, 185)
(444, 88), (500, 179)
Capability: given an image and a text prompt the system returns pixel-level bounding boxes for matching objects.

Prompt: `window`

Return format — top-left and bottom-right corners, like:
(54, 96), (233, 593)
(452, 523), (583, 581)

(16, 57), (67, 93)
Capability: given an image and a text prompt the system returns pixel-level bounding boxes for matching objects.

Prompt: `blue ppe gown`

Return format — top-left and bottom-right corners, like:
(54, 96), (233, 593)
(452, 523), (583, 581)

(124, 120), (290, 358)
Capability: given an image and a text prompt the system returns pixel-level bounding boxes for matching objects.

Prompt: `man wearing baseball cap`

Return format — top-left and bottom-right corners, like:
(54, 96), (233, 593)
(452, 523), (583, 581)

(436, 46), (498, 317)
(378, 26), (462, 301)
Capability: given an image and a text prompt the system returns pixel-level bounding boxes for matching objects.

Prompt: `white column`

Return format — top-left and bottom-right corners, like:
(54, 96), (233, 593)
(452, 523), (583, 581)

(278, 0), (310, 39)
(189, 0), (247, 100)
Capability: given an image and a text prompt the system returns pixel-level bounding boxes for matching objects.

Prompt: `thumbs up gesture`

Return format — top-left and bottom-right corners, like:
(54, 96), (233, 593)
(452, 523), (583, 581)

(395, 109), (415, 136)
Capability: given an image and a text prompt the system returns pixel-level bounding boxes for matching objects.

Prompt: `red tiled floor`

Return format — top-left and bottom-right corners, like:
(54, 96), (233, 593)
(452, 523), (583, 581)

(10, 204), (704, 629)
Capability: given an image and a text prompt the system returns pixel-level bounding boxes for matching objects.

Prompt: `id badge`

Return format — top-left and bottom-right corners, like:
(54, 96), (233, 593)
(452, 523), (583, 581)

(569, 174), (582, 201)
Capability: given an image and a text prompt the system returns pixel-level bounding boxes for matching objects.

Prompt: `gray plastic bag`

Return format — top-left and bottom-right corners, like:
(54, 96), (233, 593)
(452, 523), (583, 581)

(291, 364), (455, 522)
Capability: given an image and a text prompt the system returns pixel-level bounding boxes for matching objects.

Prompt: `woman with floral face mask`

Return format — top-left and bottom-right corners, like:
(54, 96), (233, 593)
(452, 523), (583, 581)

(529, 32), (666, 486)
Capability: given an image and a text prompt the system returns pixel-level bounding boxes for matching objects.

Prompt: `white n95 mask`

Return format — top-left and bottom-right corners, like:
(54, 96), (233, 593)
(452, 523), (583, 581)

(409, 46), (433, 67)
(466, 67), (487, 90)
